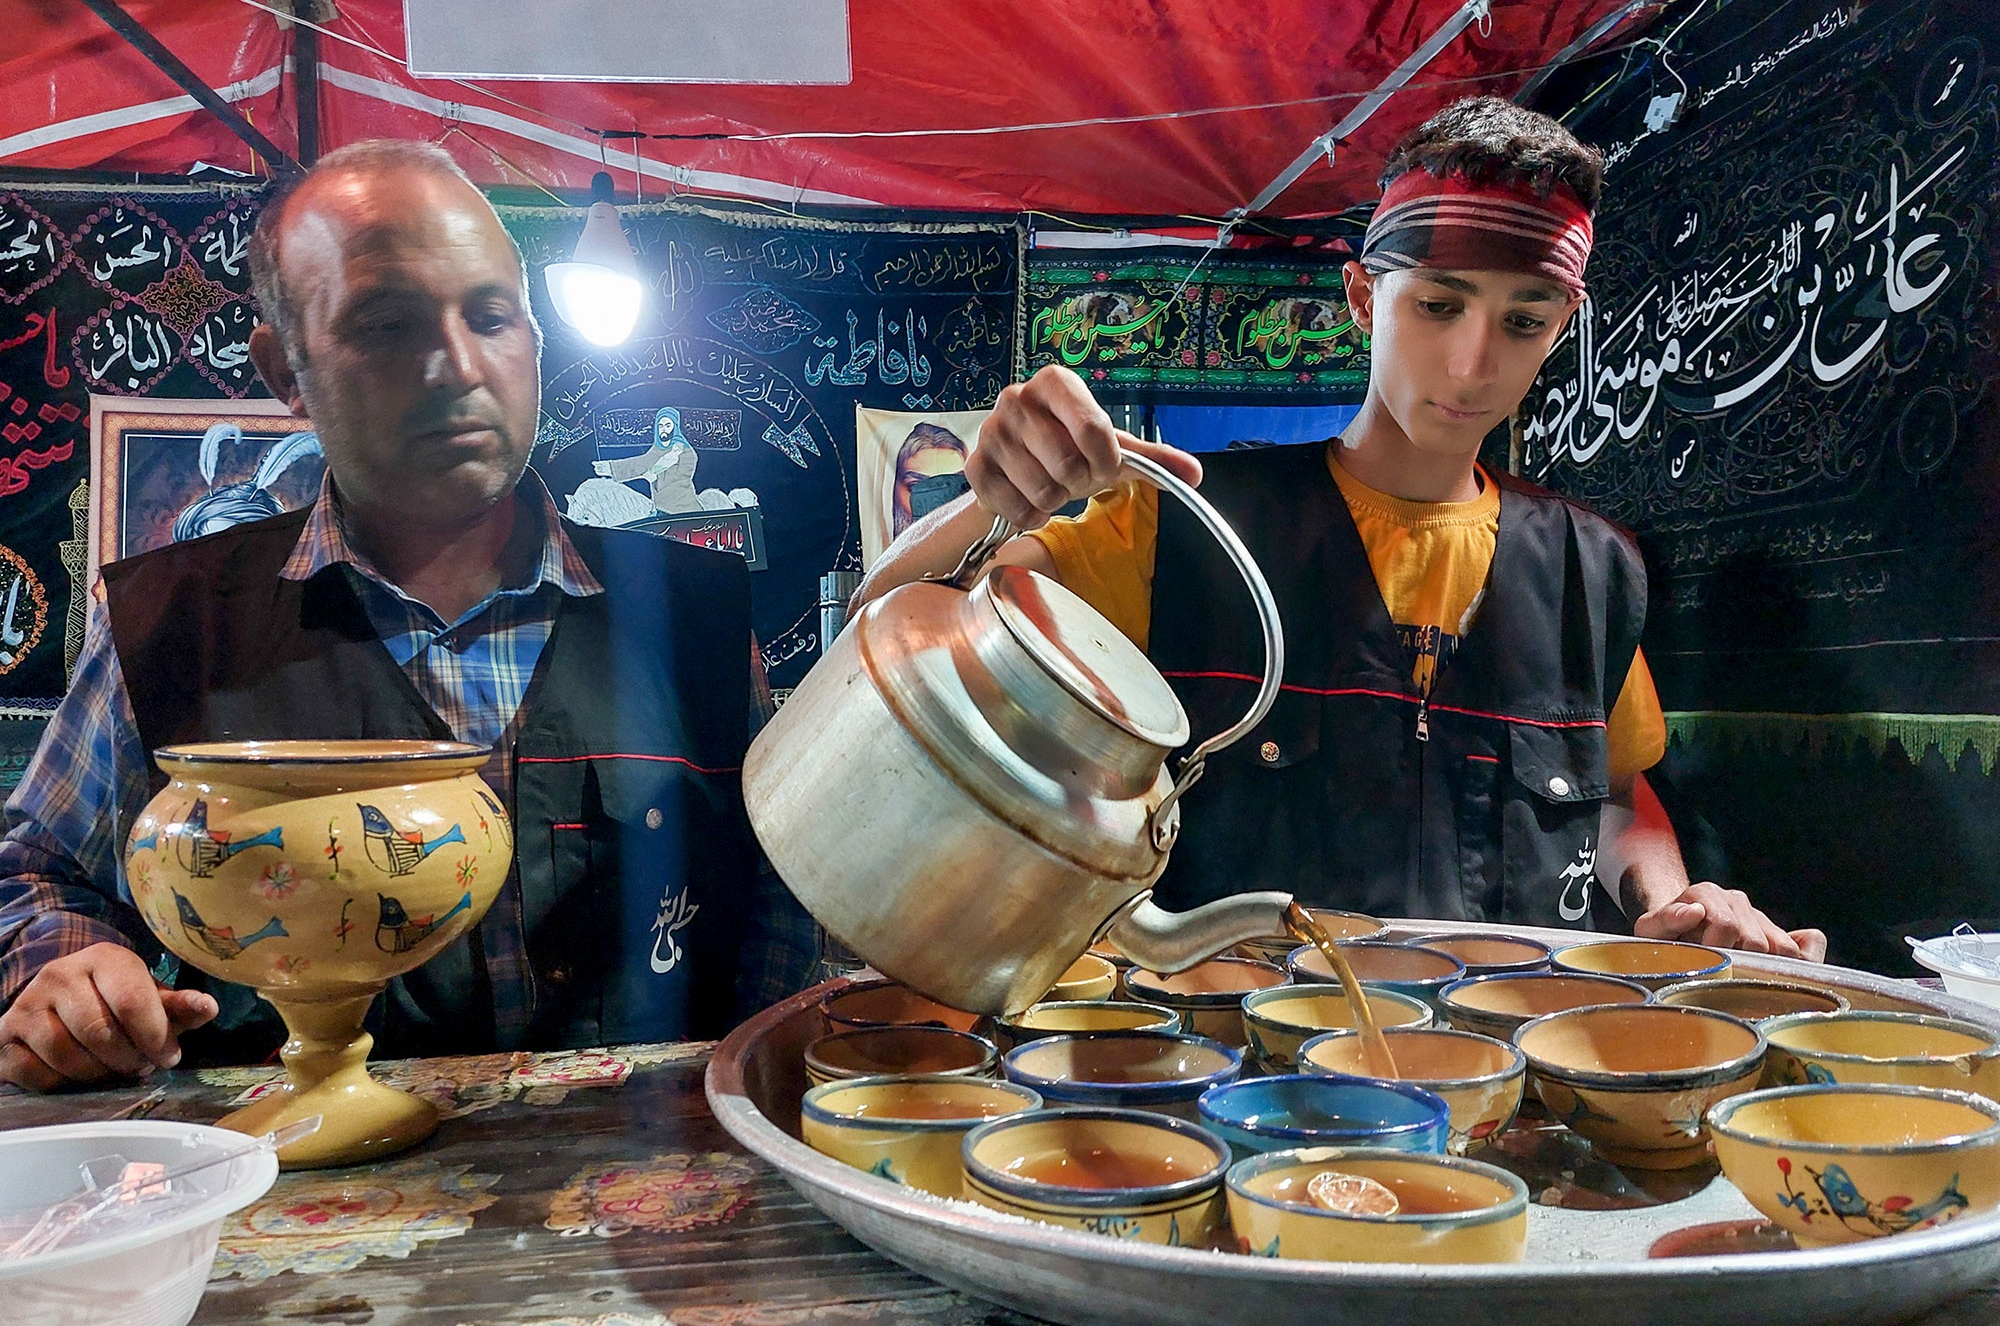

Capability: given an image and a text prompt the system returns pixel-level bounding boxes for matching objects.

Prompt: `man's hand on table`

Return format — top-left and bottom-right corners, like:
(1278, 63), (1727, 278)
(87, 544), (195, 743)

(1632, 880), (1829, 963)
(0, 943), (217, 1090)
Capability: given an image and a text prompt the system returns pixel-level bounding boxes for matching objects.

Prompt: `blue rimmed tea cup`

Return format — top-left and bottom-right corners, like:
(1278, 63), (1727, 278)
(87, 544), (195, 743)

(1196, 1072), (1448, 1161)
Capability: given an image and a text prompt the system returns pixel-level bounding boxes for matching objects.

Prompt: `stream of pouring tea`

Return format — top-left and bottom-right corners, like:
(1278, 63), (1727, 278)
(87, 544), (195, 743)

(1283, 901), (1398, 1078)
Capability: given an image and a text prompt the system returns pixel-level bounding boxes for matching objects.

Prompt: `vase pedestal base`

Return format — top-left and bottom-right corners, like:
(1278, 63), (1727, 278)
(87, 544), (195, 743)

(217, 991), (439, 1169)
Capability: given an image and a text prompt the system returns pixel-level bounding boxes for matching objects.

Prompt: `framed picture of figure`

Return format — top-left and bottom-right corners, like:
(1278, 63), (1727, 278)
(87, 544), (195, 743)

(89, 395), (324, 571)
(854, 405), (989, 567)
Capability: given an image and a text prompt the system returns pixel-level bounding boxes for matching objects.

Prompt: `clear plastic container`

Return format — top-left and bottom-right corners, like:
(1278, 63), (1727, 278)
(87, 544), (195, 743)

(1908, 930), (2000, 1010)
(0, 1121), (278, 1326)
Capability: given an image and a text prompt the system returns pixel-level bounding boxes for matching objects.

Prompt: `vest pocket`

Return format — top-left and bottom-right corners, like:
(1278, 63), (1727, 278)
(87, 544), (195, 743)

(1507, 723), (1610, 805)
(1502, 722), (1611, 928)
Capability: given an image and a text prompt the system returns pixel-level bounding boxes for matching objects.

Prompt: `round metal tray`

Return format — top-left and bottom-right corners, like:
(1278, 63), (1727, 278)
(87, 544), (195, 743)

(706, 919), (2000, 1325)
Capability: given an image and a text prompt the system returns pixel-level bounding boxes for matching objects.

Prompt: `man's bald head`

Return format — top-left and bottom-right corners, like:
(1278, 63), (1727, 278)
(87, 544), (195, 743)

(248, 139), (529, 367)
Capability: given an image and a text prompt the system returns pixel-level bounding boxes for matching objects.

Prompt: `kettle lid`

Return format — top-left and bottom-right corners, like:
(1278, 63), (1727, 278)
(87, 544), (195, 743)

(985, 565), (1190, 750)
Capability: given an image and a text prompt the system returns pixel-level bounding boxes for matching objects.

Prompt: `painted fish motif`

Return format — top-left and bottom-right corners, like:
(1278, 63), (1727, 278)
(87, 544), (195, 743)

(375, 890), (473, 954)
(358, 804), (466, 877)
(172, 889), (287, 961)
(168, 799), (284, 878)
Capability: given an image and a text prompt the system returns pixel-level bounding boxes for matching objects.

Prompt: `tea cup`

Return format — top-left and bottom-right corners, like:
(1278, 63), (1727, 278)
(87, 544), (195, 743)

(1654, 978), (1849, 1023)
(1760, 1010), (2000, 1098)
(1234, 908), (1386, 965)
(1514, 1003), (1765, 1169)
(961, 1106), (1231, 1245)
(1286, 941), (1466, 1009)
(1045, 952), (1119, 1003)
(1437, 971), (1651, 1043)
(1002, 1030), (1241, 1121)
(804, 1025), (998, 1087)
(1300, 1027), (1526, 1154)
(1196, 1074), (1448, 1161)
(1123, 957), (1289, 1046)
(821, 979), (983, 1033)
(801, 1073), (1042, 1196)
(1410, 932), (1552, 978)
(992, 1000), (1179, 1053)
(1241, 984), (1433, 1075)
(1225, 1146), (1528, 1263)
(1709, 1083), (2000, 1247)
(1552, 939), (1730, 991)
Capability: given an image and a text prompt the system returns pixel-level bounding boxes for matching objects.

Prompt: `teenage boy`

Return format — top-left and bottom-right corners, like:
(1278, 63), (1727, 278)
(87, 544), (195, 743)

(855, 97), (1824, 960)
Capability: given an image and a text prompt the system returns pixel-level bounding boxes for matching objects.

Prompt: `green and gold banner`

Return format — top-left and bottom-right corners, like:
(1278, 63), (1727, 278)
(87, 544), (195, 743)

(1024, 250), (1369, 397)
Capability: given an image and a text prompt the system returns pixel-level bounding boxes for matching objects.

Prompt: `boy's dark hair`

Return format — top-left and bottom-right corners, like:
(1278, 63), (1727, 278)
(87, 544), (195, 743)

(1379, 96), (1604, 213)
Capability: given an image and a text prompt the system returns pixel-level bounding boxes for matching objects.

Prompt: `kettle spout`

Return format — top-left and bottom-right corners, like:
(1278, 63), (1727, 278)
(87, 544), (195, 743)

(1104, 890), (1295, 974)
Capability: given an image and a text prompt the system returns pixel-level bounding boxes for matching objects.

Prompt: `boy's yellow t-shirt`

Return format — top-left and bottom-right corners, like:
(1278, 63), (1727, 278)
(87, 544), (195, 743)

(1027, 450), (1667, 782)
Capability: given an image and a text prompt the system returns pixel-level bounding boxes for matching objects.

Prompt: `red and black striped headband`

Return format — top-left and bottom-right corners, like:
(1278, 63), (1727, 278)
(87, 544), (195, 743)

(1359, 171), (1594, 297)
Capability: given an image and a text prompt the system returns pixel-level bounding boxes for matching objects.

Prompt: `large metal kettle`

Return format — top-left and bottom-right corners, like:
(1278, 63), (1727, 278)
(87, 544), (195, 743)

(743, 451), (1291, 1014)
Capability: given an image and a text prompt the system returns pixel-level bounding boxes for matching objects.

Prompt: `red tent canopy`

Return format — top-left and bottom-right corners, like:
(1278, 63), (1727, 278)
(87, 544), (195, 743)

(1, 0), (1646, 216)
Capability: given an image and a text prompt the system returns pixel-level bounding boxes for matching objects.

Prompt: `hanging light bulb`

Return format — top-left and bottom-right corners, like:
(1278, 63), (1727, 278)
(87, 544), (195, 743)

(545, 171), (642, 347)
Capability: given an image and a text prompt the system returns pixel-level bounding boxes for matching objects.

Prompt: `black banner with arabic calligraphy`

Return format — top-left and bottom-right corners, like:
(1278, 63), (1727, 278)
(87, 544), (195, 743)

(1526, 0), (2000, 719)
(503, 208), (1016, 688)
(1526, 0), (2000, 968)
(1023, 250), (1370, 401)
(0, 186), (267, 709)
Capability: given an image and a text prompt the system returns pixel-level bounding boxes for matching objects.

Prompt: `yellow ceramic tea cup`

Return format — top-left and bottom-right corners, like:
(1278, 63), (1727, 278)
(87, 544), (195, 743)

(1709, 1084), (2000, 1247)
(1655, 978), (1849, 1023)
(960, 1106), (1230, 1246)
(992, 1000), (1180, 1053)
(1515, 1003), (1765, 1169)
(1761, 1011), (2000, 1098)
(1241, 984), (1433, 1075)
(1552, 939), (1730, 991)
(804, 1025), (998, 1087)
(1234, 908), (1385, 965)
(1123, 957), (1289, 1047)
(1300, 1027), (1526, 1154)
(801, 1073), (1041, 1196)
(1225, 1146), (1528, 1263)
(1045, 952), (1119, 1003)
(1436, 971), (1651, 1043)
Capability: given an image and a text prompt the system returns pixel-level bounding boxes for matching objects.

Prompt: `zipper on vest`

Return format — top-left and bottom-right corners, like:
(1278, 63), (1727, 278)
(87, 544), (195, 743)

(1415, 694), (1431, 742)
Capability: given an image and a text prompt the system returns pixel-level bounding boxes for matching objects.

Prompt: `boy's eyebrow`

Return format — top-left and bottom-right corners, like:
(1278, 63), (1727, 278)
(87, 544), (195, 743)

(1411, 270), (1563, 303)
(1411, 271), (1480, 295)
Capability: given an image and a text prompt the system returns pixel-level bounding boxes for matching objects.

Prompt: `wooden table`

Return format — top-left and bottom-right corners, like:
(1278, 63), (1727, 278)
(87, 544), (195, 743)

(0, 1042), (1040, 1326)
(4, 1038), (1997, 1326)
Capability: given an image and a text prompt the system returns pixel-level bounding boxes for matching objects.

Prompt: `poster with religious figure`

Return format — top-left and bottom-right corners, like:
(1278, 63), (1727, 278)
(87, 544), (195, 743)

(854, 405), (988, 565)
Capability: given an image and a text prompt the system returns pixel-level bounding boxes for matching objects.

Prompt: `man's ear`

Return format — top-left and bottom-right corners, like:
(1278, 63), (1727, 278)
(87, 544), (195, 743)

(1342, 261), (1378, 335)
(248, 324), (308, 417)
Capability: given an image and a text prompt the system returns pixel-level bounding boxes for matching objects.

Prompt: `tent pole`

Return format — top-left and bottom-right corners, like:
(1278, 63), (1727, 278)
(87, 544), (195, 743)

(294, 20), (321, 166)
(72, 0), (302, 177)
(1234, 0), (1491, 219)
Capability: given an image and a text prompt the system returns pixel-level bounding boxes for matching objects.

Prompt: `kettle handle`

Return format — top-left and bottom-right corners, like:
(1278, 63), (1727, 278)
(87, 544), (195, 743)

(939, 449), (1286, 852)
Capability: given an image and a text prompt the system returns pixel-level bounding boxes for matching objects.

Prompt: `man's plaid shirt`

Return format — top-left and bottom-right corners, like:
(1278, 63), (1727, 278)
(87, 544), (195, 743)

(0, 473), (813, 1038)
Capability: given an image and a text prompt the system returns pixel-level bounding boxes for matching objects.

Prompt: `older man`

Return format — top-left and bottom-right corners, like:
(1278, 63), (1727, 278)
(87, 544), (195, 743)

(0, 141), (812, 1091)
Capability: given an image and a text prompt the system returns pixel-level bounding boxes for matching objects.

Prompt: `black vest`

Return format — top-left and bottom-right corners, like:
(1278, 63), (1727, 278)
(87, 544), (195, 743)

(101, 508), (760, 1057)
(1149, 443), (1646, 930)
